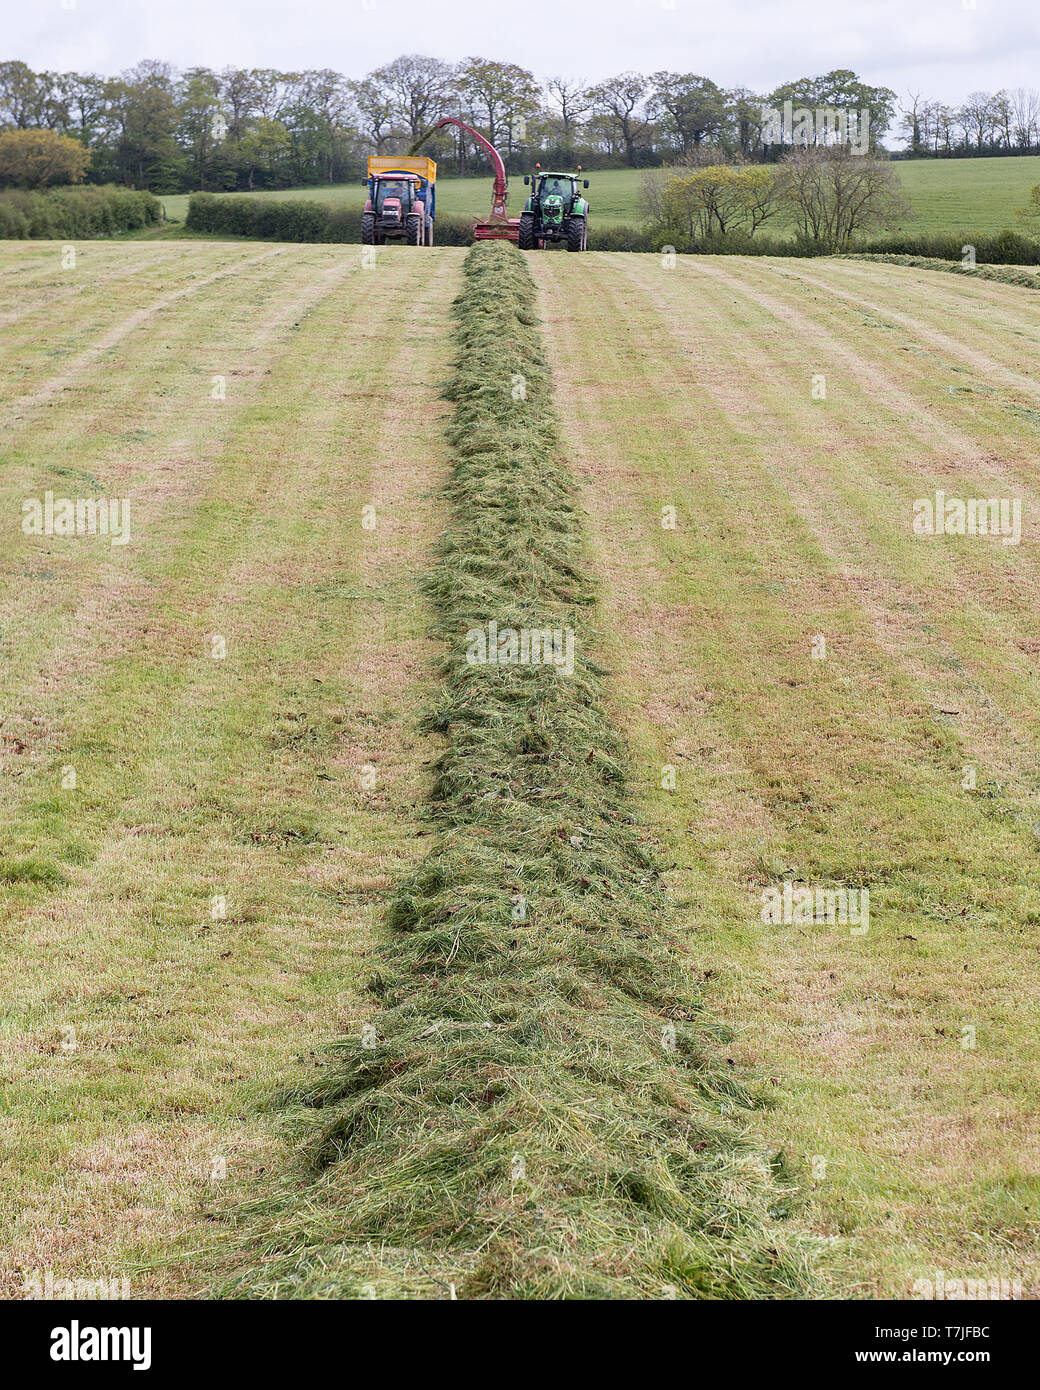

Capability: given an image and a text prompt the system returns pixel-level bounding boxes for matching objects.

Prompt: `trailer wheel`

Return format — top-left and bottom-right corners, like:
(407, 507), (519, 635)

(360, 213), (375, 245)
(566, 216), (587, 252)
(518, 213), (536, 250)
(426, 218), (434, 246)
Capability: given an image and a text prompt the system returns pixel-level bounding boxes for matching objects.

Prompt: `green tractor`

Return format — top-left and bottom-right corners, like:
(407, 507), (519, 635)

(518, 167), (590, 251)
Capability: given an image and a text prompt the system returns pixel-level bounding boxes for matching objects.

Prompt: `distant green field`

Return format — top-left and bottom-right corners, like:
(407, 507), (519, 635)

(894, 155), (1040, 233)
(159, 155), (1040, 237)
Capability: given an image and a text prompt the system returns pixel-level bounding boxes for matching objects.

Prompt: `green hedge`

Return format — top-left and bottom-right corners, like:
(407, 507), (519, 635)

(0, 185), (161, 239)
(641, 226), (1040, 262)
(586, 223), (656, 252)
(855, 228), (1040, 264)
(643, 228), (833, 257)
(186, 191), (474, 245)
(185, 194), (1040, 264)
(188, 193), (652, 250)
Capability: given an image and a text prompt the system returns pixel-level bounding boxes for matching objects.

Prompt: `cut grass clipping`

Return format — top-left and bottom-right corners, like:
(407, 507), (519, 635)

(844, 252), (1040, 289)
(221, 242), (813, 1299)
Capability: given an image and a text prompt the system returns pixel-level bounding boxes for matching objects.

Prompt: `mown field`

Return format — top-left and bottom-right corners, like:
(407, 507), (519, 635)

(158, 155), (1040, 237)
(1, 239), (1038, 1298)
(534, 249), (1040, 1296)
(0, 240), (454, 1294)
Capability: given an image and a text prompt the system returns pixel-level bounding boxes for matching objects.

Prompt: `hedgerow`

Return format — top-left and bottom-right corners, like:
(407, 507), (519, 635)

(214, 241), (814, 1300)
(0, 184), (161, 238)
(185, 192), (1040, 264)
(853, 228), (1040, 264)
(638, 226), (1040, 262)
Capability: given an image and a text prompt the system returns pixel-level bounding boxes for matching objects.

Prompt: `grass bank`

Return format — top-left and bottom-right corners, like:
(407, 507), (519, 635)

(212, 241), (814, 1300)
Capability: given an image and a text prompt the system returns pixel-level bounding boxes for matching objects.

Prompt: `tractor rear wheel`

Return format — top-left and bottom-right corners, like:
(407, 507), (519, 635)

(360, 213), (375, 245)
(566, 216), (587, 252)
(518, 213), (536, 250)
(406, 214), (423, 246)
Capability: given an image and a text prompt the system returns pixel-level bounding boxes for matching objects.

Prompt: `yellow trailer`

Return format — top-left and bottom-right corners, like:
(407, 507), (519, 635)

(366, 155), (437, 183)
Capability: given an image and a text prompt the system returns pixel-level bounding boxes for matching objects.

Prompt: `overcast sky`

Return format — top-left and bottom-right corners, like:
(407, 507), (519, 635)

(7, 0), (1040, 104)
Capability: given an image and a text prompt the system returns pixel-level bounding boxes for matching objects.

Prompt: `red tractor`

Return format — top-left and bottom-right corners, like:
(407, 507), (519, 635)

(361, 156), (436, 246)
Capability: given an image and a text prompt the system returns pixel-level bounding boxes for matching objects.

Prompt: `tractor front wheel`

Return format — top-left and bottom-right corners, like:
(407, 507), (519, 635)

(360, 213), (375, 245)
(566, 216), (587, 252)
(406, 214), (423, 246)
(518, 213), (536, 250)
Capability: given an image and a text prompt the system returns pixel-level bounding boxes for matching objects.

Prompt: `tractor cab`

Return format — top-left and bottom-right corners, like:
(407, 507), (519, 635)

(535, 173), (579, 209)
(372, 175), (420, 224)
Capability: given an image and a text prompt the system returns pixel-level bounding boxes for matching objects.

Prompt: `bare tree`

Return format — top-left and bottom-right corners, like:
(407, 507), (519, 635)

(778, 147), (910, 249)
(960, 91), (998, 151)
(369, 54), (455, 143)
(900, 91), (925, 154)
(992, 89), (1014, 149)
(350, 76), (400, 152)
(1011, 87), (1040, 149)
(930, 102), (955, 153)
(545, 76), (592, 150)
(584, 72), (650, 167)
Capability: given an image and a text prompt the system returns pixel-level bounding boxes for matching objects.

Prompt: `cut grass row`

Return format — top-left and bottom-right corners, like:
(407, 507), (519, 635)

(846, 252), (1040, 289)
(6, 238), (1037, 1300)
(210, 242), (814, 1300)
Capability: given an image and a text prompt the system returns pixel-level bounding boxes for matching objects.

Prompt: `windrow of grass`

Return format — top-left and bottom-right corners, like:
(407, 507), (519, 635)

(844, 252), (1040, 288)
(218, 241), (814, 1300)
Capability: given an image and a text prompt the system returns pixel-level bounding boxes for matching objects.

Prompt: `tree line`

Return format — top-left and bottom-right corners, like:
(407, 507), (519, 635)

(899, 88), (1040, 156)
(0, 55), (1037, 196)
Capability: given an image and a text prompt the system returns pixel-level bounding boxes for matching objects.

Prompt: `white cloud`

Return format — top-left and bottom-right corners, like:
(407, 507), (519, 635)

(8, 0), (1040, 104)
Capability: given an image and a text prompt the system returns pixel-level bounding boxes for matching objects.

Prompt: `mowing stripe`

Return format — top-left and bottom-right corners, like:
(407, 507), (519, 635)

(217, 242), (813, 1300)
(0, 247), (456, 1294)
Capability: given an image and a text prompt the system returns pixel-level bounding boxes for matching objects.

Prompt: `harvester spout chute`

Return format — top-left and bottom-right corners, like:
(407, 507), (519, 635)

(408, 117), (519, 241)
